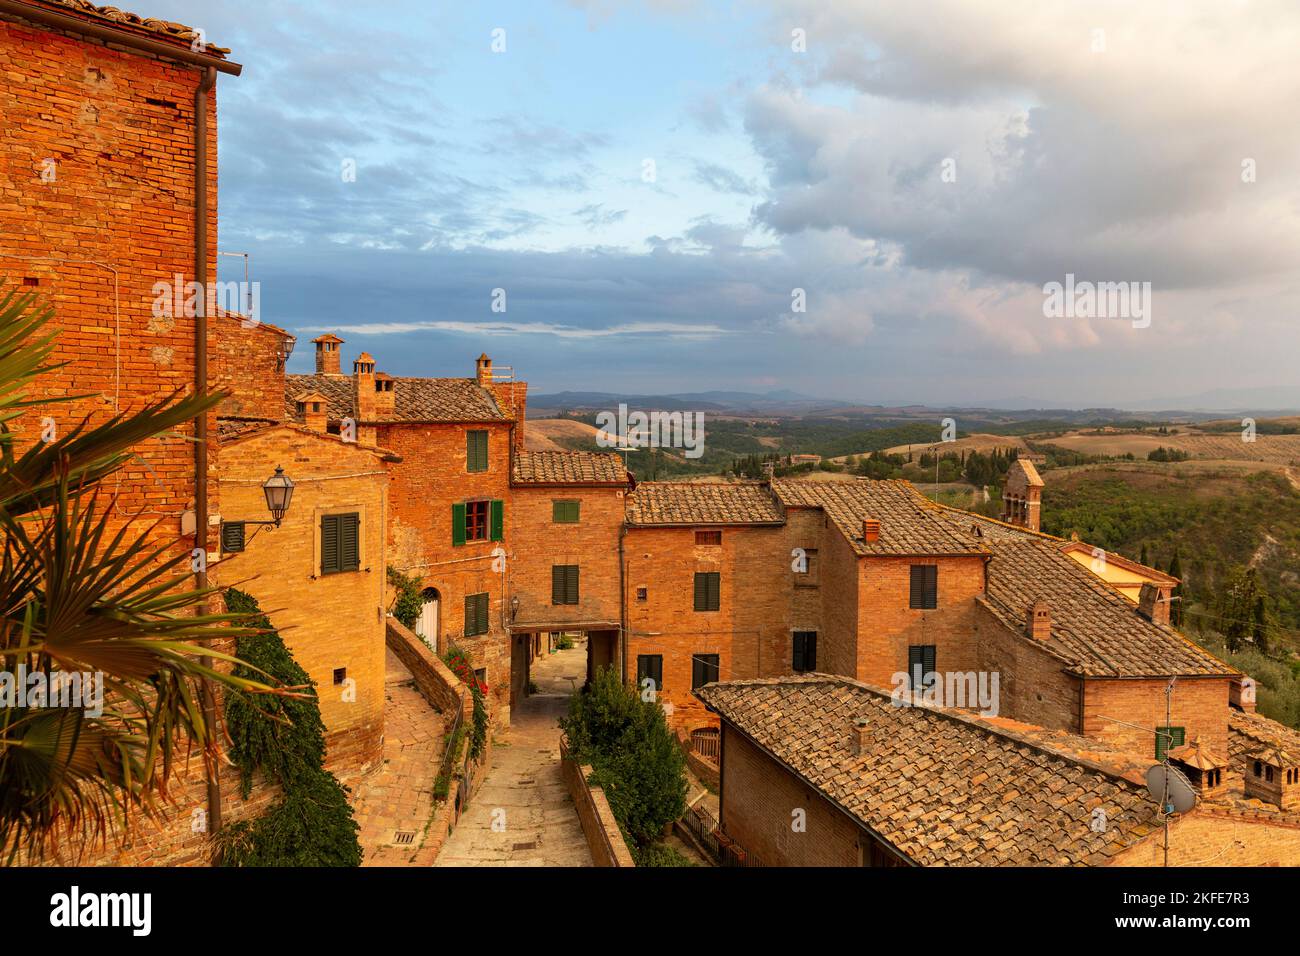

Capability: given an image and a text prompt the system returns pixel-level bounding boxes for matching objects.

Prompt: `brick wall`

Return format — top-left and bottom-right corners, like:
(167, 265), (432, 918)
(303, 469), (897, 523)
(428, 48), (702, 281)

(975, 601), (1081, 729)
(509, 483), (625, 630)
(719, 722), (867, 866)
(560, 737), (636, 867)
(0, 15), (220, 546)
(215, 426), (389, 776)
(855, 554), (987, 687)
(386, 617), (473, 721)
(1111, 809), (1300, 866)
(379, 420), (514, 713)
(211, 314), (292, 421)
(1083, 675), (1232, 759)
(623, 523), (789, 727)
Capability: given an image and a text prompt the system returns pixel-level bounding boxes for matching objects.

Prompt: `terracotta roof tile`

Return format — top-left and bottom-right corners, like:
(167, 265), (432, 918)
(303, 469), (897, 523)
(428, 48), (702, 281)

(25, 0), (231, 55)
(284, 373), (507, 424)
(772, 478), (988, 556)
(695, 675), (1161, 866)
(511, 450), (628, 485)
(625, 481), (783, 526)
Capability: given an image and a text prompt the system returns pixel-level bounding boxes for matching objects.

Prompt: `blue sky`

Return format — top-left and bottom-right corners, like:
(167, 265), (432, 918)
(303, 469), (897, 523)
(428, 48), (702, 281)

(155, 0), (1300, 409)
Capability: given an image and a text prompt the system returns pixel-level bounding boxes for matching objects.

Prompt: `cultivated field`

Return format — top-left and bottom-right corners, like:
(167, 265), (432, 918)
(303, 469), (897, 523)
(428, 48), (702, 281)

(1045, 430), (1300, 465)
(524, 418), (606, 452)
(830, 432), (1032, 463)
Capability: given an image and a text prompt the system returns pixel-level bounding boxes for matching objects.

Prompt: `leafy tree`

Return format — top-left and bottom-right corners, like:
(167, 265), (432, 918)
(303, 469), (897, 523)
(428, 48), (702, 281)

(387, 566), (422, 631)
(0, 285), (275, 863)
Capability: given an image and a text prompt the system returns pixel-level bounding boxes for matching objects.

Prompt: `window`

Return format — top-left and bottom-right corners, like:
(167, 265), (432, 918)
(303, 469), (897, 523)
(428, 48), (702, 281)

(221, 521), (246, 553)
(552, 565), (580, 605)
(695, 530), (722, 547)
(333, 668), (347, 685)
(452, 499), (503, 545)
(466, 430), (489, 472)
(909, 565), (938, 609)
(792, 631), (818, 672)
(1155, 725), (1185, 761)
(692, 654), (720, 689)
(693, 572), (721, 611)
(464, 592), (490, 637)
(636, 586), (648, 602)
(553, 500), (580, 523)
(637, 654), (663, 693)
(320, 512), (360, 574)
(907, 644), (936, 689)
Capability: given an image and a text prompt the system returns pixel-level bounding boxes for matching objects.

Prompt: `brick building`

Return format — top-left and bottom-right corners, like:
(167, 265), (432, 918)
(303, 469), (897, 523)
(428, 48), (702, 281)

(284, 342), (526, 715)
(697, 674), (1300, 866)
(508, 450), (631, 690)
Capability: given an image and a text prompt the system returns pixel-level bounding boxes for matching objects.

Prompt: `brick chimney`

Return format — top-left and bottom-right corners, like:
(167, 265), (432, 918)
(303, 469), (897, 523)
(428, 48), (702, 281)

(475, 352), (492, 387)
(1027, 599), (1051, 642)
(374, 371), (396, 418)
(849, 716), (870, 756)
(1167, 736), (1227, 798)
(1230, 675), (1257, 713)
(295, 391), (329, 433)
(862, 518), (880, 543)
(313, 334), (343, 374)
(353, 352), (376, 423)
(1244, 746), (1300, 810)
(1137, 582), (1170, 625)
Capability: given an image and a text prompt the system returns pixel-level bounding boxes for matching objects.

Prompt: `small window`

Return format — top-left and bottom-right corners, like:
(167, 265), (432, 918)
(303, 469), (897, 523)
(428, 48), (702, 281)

(909, 565), (938, 609)
(636, 586), (648, 602)
(692, 654), (720, 689)
(464, 592), (490, 637)
(320, 512), (360, 575)
(466, 429), (489, 472)
(553, 500), (580, 523)
(333, 667), (347, 685)
(637, 654), (663, 693)
(695, 530), (722, 547)
(693, 572), (720, 612)
(907, 644), (936, 689)
(1155, 726), (1185, 762)
(21, 276), (39, 287)
(551, 565), (580, 605)
(221, 521), (246, 553)
(793, 631), (817, 673)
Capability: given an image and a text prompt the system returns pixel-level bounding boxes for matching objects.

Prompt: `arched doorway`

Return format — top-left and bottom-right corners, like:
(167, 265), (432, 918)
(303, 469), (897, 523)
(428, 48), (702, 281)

(416, 587), (440, 651)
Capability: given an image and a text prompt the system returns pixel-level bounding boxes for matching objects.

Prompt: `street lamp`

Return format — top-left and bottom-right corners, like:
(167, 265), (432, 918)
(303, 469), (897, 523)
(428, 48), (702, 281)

(510, 595), (520, 621)
(261, 466), (294, 527)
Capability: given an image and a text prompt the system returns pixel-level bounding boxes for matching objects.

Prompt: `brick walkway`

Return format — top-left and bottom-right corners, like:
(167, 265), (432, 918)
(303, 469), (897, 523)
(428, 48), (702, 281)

(433, 640), (593, 867)
(353, 648), (446, 865)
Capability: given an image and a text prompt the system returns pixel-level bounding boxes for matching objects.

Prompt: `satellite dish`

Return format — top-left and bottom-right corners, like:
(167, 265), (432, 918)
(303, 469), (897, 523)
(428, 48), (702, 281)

(1145, 763), (1197, 815)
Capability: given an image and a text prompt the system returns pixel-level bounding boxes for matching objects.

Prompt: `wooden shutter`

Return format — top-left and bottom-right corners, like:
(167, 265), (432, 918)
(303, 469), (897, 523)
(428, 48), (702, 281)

(553, 500), (580, 523)
(566, 566), (579, 605)
(339, 512), (360, 571)
(707, 572), (720, 610)
(452, 503), (466, 546)
(490, 499), (504, 541)
(221, 521), (245, 553)
(1156, 726), (1186, 761)
(467, 430), (488, 472)
(552, 566), (566, 604)
(693, 654), (719, 689)
(694, 572), (709, 611)
(321, 514), (340, 574)
(907, 644), (936, 688)
(478, 594), (489, 635)
(909, 565), (924, 608)
(793, 633), (805, 672)
(910, 565), (938, 609)
(924, 566), (938, 608)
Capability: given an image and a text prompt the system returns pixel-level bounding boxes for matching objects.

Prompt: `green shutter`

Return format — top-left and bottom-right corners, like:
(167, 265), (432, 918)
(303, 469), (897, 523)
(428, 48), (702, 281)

(490, 499), (504, 541)
(1156, 726), (1186, 761)
(340, 512), (360, 571)
(452, 503), (466, 546)
(694, 572), (707, 611)
(553, 500), (580, 523)
(567, 566), (579, 605)
(321, 514), (340, 574)
(467, 430), (488, 472)
(708, 573), (720, 610)
(478, 593), (490, 635)
(221, 521), (245, 554)
(552, 566), (564, 604)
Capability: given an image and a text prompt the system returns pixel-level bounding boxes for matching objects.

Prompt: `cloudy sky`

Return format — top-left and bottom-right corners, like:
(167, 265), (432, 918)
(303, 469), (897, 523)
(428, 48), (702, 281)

(160, 0), (1300, 408)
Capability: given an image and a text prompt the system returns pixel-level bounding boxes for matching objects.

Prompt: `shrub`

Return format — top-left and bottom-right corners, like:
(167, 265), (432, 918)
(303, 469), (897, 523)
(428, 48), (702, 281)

(219, 589), (361, 867)
(388, 566), (423, 632)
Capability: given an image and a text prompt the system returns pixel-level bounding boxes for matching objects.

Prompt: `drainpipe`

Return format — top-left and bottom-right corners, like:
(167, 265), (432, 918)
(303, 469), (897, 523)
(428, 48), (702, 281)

(194, 65), (221, 844)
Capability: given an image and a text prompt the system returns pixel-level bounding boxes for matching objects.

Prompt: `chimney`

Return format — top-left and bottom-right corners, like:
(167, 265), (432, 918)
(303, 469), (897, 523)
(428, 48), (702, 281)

(1244, 746), (1300, 810)
(1230, 675), (1257, 713)
(476, 352), (492, 387)
(296, 391), (329, 433)
(1167, 736), (1227, 798)
(353, 352), (376, 423)
(374, 371), (396, 417)
(1027, 599), (1051, 642)
(862, 518), (880, 543)
(313, 334), (343, 374)
(849, 716), (870, 756)
(1137, 582), (1169, 625)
